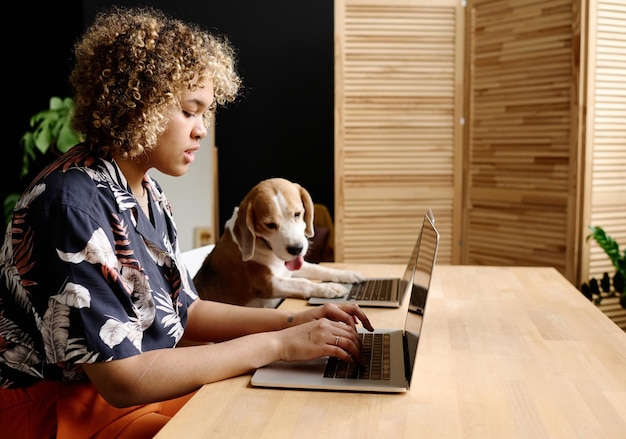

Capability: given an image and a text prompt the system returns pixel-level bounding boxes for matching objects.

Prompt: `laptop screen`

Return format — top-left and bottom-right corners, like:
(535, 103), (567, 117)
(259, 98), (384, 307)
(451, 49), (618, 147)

(399, 225), (423, 294)
(404, 214), (439, 383)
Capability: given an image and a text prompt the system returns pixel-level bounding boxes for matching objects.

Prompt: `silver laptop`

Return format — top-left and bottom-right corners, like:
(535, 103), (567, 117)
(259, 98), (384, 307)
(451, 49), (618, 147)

(308, 210), (434, 308)
(251, 214), (439, 393)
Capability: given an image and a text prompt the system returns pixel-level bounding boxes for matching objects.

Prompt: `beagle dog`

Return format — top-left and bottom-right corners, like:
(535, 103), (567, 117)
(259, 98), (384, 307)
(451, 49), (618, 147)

(193, 178), (364, 307)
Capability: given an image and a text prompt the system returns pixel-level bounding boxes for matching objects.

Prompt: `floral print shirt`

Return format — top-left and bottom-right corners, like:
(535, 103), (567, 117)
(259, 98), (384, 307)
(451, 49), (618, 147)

(0, 144), (198, 388)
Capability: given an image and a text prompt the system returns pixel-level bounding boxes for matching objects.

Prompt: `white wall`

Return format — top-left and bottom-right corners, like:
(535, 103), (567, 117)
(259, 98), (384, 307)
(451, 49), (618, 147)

(150, 135), (214, 252)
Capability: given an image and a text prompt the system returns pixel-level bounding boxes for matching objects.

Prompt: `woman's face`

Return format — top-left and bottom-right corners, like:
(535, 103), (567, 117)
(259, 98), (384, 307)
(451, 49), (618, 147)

(147, 80), (215, 177)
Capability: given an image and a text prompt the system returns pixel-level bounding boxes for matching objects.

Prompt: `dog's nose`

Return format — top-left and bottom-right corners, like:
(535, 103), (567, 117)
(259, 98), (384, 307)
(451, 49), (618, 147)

(287, 244), (304, 256)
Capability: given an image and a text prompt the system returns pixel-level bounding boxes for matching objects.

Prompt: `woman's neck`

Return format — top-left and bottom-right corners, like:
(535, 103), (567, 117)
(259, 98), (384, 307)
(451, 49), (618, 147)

(113, 153), (149, 198)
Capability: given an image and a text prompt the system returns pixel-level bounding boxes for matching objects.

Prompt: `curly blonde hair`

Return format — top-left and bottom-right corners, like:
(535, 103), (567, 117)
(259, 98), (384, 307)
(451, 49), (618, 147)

(70, 6), (241, 159)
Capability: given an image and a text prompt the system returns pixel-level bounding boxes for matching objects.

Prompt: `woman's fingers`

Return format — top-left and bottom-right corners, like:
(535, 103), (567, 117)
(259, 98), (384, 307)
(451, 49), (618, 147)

(318, 303), (374, 332)
(281, 317), (365, 363)
(327, 321), (364, 362)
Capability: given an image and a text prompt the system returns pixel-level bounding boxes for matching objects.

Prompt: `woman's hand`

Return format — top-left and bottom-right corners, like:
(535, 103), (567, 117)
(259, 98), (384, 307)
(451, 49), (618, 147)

(293, 302), (374, 332)
(278, 303), (375, 364)
(276, 318), (360, 364)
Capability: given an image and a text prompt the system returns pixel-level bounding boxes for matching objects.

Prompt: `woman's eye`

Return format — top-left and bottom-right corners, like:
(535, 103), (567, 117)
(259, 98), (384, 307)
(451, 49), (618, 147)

(183, 111), (194, 118)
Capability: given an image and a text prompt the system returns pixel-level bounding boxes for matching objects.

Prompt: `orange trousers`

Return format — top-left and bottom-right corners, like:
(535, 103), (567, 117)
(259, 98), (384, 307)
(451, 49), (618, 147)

(0, 380), (194, 439)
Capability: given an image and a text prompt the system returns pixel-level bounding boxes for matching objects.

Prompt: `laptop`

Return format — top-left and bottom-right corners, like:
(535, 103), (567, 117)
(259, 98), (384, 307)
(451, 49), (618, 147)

(251, 213), (439, 393)
(307, 210), (434, 308)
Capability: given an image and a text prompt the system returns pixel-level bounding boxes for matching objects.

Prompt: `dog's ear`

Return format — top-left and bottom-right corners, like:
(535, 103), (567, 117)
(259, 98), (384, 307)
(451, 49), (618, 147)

(299, 185), (315, 238)
(233, 203), (256, 260)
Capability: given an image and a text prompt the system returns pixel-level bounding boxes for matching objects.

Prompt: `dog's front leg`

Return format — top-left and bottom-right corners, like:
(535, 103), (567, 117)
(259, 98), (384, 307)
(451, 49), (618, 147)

(271, 277), (350, 299)
(294, 262), (365, 284)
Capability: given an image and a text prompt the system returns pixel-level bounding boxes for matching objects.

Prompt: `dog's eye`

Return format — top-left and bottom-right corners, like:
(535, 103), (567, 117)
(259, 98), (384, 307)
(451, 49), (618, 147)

(265, 222), (277, 230)
(294, 212), (302, 219)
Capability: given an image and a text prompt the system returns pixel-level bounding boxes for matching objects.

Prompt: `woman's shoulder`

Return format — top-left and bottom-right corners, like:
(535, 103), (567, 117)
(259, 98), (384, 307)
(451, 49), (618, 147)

(25, 145), (121, 210)
(38, 147), (100, 185)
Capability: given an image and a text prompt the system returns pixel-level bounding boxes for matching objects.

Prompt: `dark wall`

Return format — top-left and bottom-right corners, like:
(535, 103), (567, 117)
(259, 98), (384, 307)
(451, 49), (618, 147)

(3, 3), (84, 221)
(6, 1), (334, 230)
(83, 0), (336, 232)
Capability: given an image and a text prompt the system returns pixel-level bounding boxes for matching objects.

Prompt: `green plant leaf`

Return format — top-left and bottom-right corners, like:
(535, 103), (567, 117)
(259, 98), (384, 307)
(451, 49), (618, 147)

(587, 226), (626, 270)
(587, 225), (626, 279)
(48, 96), (65, 110)
(7, 96), (83, 224)
(20, 132), (36, 177)
(57, 119), (80, 152)
(33, 117), (55, 153)
(17, 96), (82, 175)
(3, 193), (19, 225)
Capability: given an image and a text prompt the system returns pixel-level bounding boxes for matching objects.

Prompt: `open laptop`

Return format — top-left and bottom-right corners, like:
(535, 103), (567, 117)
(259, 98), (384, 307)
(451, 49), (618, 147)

(251, 213), (439, 393)
(308, 210), (434, 308)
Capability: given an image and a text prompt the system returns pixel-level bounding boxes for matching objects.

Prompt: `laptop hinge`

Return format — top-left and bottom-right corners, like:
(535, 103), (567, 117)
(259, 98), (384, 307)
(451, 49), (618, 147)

(402, 333), (412, 384)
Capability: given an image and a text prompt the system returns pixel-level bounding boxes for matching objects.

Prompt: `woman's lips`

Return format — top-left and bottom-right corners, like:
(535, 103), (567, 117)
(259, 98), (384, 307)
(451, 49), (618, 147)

(184, 148), (198, 163)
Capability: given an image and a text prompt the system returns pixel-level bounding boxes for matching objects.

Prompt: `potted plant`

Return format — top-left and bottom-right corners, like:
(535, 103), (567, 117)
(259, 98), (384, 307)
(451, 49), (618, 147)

(4, 97), (82, 223)
(581, 226), (626, 309)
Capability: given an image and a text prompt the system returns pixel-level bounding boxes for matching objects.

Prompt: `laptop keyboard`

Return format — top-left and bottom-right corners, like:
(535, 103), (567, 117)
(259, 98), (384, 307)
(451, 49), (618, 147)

(348, 279), (396, 301)
(323, 333), (391, 380)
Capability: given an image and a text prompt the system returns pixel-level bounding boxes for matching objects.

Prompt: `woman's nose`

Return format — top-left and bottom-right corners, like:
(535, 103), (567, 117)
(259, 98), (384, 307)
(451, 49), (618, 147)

(193, 120), (208, 139)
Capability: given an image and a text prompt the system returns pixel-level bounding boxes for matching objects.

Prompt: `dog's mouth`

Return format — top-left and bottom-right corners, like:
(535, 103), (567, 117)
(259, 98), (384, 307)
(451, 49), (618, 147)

(259, 237), (305, 271)
(285, 255), (304, 271)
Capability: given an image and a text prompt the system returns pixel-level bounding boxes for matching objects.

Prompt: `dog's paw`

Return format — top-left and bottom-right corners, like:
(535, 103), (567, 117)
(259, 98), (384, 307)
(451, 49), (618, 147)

(314, 282), (351, 298)
(334, 270), (365, 284)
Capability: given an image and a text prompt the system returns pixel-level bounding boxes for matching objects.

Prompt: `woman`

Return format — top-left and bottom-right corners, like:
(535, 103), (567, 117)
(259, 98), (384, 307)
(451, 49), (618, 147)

(0, 6), (372, 438)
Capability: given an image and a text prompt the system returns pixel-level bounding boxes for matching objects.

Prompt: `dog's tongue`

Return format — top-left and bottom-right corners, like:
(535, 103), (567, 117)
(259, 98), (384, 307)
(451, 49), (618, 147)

(285, 255), (304, 271)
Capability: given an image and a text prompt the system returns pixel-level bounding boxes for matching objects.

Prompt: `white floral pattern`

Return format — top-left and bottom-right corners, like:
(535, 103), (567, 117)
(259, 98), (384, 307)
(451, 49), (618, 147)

(0, 144), (196, 388)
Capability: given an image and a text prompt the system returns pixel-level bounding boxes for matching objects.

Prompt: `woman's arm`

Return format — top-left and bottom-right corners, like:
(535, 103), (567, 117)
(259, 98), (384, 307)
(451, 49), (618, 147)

(182, 299), (373, 343)
(82, 329), (281, 407)
(181, 299), (296, 342)
(83, 301), (373, 408)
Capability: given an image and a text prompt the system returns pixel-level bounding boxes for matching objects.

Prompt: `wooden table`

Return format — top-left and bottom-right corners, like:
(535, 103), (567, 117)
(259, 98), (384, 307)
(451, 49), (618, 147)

(155, 264), (626, 439)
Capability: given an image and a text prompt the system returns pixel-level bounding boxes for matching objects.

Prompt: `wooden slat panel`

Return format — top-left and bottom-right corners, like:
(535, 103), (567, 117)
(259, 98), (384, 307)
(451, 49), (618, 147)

(584, 0), (626, 329)
(335, 0), (463, 265)
(465, 0), (579, 281)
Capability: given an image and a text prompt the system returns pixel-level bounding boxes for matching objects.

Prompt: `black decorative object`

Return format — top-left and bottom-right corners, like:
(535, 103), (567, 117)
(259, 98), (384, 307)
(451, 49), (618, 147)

(581, 226), (626, 309)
